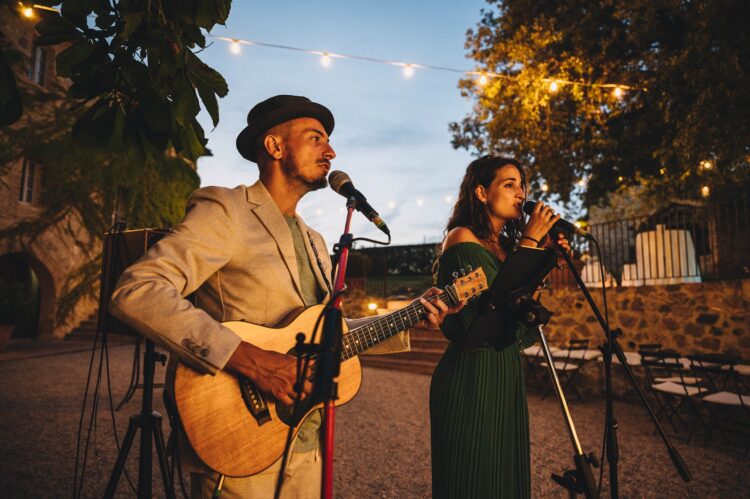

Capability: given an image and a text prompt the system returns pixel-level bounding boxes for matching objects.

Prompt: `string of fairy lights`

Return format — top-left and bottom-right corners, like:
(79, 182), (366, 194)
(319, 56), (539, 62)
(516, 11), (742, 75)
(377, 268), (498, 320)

(18, 3), (715, 199)
(212, 35), (637, 99)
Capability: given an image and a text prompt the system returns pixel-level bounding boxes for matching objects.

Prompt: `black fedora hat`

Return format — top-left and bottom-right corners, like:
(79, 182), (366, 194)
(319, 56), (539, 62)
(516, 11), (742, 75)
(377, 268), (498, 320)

(236, 95), (334, 162)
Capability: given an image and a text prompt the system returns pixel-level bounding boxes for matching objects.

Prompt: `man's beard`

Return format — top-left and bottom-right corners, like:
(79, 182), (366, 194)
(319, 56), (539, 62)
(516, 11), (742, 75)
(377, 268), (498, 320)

(282, 150), (328, 191)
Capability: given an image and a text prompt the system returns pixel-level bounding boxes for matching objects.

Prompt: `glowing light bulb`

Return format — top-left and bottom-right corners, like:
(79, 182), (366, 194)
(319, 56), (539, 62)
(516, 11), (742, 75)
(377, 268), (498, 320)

(367, 302), (378, 311)
(612, 86), (624, 99)
(659, 168), (666, 175)
(701, 185), (710, 197)
(403, 64), (414, 78)
(23, 6), (34, 18)
(321, 53), (332, 67)
(229, 41), (241, 55)
(477, 74), (488, 86)
(549, 81), (559, 93)
(700, 159), (713, 170)
(540, 183), (549, 192)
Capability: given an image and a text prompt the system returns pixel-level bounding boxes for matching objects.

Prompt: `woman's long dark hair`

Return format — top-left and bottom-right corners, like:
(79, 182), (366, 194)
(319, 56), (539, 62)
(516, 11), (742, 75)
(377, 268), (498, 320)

(443, 155), (527, 254)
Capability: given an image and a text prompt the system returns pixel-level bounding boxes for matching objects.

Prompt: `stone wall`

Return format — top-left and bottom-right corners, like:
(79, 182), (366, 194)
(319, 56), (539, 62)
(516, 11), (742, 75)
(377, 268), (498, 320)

(1, 7), (97, 339)
(537, 279), (750, 358)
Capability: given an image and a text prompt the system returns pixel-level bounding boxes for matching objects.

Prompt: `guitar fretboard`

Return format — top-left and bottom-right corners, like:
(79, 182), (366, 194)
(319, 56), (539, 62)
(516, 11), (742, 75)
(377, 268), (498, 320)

(340, 290), (456, 360)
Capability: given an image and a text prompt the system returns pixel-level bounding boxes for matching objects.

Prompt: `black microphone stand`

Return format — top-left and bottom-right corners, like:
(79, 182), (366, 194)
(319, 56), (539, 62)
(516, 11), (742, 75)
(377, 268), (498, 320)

(553, 238), (692, 498)
(517, 298), (599, 499)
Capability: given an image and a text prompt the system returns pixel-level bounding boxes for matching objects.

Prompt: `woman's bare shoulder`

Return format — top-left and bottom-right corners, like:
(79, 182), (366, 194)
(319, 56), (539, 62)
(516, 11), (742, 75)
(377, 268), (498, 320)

(443, 227), (482, 251)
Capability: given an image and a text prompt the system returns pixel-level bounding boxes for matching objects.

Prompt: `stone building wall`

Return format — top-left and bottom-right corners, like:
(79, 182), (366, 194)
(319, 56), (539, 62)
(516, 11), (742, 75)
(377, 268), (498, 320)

(537, 279), (750, 358)
(1, 6), (98, 339)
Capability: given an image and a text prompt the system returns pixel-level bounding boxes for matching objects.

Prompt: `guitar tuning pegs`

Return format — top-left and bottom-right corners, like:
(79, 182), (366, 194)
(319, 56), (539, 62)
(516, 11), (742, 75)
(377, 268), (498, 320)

(459, 268), (467, 276)
(451, 271), (459, 280)
(467, 264), (473, 272)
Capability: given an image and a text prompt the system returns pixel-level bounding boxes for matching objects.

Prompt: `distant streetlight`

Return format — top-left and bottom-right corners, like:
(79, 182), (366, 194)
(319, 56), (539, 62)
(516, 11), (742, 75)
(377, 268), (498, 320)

(22, 6), (34, 18)
(229, 40), (241, 55)
(549, 80), (559, 93)
(321, 53), (332, 67)
(403, 64), (414, 78)
(701, 185), (710, 197)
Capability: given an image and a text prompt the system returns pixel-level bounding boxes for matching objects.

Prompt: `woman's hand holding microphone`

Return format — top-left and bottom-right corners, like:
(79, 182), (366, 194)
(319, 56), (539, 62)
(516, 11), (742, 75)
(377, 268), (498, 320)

(520, 201), (573, 268)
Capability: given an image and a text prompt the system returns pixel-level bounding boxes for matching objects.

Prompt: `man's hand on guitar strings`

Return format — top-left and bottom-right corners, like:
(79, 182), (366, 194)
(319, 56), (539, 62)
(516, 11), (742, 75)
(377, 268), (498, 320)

(226, 342), (314, 405)
(414, 287), (465, 331)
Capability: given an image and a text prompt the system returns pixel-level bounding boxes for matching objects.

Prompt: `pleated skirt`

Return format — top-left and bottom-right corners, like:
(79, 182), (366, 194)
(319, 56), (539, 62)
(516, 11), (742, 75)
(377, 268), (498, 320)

(429, 343), (531, 499)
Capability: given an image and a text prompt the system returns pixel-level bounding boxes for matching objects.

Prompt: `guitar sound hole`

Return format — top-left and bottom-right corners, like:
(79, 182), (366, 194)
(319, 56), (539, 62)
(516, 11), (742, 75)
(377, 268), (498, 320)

(275, 396), (316, 427)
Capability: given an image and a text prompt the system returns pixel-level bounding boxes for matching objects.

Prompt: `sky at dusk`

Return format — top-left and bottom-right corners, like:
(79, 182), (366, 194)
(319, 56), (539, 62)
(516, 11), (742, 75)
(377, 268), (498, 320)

(194, 0), (490, 247)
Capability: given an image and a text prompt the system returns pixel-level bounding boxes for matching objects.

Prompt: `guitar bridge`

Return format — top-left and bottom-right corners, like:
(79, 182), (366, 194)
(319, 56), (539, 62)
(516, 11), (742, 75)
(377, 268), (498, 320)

(238, 376), (271, 426)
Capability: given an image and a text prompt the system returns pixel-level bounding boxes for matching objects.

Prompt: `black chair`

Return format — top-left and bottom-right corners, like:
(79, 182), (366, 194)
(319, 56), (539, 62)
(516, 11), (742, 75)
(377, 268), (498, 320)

(640, 349), (709, 441)
(692, 355), (750, 456)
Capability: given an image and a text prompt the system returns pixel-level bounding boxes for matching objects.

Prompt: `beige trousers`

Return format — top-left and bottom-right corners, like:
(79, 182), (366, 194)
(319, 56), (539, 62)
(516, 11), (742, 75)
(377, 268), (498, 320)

(189, 448), (321, 498)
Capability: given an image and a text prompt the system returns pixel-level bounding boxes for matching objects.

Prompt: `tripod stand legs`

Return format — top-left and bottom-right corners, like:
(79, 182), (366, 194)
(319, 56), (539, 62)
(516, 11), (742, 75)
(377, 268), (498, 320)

(103, 410), (175, 498)
(104, 340), (175, 499)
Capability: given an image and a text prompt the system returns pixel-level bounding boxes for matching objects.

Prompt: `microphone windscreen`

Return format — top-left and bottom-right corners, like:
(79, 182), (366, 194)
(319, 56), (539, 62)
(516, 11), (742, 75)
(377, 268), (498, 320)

(522, 200), (537, 216)
(328, 170), (351, 194)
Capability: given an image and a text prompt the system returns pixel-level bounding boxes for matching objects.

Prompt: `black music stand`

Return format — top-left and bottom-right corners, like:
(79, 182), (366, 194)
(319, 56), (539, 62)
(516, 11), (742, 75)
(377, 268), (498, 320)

(97, 228), (175, 498)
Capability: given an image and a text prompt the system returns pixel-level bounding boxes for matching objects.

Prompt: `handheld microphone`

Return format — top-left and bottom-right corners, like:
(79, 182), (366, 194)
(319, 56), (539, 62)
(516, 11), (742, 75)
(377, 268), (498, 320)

(522, 201), (590, 238)
(329, 170), (390, 236)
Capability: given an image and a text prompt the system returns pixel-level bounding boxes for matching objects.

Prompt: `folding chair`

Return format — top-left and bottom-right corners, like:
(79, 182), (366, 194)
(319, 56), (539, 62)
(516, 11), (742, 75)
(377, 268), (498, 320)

(697, 357), (750, 456)
(540, 339), (592, 403)
(640, 350), (709, 441)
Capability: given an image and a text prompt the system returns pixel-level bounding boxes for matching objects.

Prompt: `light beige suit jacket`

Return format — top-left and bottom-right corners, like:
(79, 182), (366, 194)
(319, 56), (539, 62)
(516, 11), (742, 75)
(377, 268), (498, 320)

(110, 181), (407, 376)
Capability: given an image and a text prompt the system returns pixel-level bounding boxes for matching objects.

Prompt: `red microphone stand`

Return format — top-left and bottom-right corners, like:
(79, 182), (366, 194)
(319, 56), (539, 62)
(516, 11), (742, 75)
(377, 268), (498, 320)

(318, 202), (356, 499)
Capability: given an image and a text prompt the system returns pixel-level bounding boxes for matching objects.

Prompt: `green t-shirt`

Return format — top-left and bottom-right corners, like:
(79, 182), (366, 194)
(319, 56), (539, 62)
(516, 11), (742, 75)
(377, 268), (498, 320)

(284, 216), (324, 452)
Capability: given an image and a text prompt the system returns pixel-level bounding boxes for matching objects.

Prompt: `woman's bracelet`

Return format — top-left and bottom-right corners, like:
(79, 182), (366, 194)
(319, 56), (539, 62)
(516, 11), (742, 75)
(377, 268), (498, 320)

(520, 235), (540, 246)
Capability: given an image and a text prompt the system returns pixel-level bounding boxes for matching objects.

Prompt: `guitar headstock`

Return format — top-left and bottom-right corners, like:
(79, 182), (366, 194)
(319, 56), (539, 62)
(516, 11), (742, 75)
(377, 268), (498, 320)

(447, 266), (488, 305)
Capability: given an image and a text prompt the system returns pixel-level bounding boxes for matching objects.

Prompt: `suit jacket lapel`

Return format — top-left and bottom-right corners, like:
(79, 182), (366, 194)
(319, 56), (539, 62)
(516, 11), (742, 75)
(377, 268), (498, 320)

(246, 181), (302, 298)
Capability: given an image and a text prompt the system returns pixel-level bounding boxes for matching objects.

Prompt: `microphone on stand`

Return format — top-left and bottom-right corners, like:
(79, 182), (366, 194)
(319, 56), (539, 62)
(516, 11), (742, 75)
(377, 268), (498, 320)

(329, 170), (390, 236)
(522, 201), (590, 239)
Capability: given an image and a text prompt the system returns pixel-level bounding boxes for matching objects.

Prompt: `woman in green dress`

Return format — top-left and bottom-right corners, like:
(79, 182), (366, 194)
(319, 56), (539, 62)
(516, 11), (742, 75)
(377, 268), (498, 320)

(430, 156), (569, 498)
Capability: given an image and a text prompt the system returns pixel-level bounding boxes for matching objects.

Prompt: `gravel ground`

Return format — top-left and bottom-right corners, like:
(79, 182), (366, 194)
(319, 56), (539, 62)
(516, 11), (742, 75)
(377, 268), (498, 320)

(1, 341), (747, 498)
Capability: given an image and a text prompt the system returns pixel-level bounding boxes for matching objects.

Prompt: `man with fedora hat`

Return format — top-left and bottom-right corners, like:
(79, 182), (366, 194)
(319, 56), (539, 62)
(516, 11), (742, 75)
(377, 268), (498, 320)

(111, 95), (454, 497)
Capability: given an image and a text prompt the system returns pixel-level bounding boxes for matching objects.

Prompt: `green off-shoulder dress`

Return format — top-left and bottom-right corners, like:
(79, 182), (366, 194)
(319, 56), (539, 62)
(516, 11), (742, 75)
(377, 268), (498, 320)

(430, 242), (537, 499)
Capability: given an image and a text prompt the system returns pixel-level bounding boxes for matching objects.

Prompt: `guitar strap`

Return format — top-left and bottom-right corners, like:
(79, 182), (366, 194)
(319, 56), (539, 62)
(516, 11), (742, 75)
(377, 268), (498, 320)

(306, 230), (333, 296)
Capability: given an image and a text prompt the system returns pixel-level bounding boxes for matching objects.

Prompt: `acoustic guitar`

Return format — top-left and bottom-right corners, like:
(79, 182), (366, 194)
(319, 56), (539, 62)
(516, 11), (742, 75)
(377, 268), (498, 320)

(173, 267), (488, 477)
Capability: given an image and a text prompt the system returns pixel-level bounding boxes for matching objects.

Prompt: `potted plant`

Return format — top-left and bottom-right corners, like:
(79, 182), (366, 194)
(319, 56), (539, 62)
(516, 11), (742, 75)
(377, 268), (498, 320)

(0, 277), (24, 352)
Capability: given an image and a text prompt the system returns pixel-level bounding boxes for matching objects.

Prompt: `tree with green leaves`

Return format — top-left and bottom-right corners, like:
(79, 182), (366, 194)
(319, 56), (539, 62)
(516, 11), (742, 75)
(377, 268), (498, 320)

(0, 0), (221, 326)
(2, 0), (229, 161)
(452, 0), (750, 209)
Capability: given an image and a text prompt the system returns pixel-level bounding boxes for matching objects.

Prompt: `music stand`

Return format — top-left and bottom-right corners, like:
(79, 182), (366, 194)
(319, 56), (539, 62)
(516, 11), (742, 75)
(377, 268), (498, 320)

(96, 228), (175, 498)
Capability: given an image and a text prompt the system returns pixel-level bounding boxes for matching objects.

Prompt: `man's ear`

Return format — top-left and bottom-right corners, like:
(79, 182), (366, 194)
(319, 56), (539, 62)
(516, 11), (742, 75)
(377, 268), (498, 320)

(474, 185), (487, 204)
(262, 134), (283, 160)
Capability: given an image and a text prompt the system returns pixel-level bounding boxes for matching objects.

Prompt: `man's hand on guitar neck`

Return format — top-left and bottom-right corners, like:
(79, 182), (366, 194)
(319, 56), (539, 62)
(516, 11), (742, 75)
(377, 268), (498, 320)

(226, 342), (313, 405)
(414, 287), (464, 331)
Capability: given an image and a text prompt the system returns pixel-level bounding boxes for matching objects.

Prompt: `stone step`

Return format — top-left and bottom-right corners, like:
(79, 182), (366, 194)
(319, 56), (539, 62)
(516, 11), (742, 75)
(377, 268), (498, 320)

(409, 337), (449, 351)
(360, 355), (437, 376)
